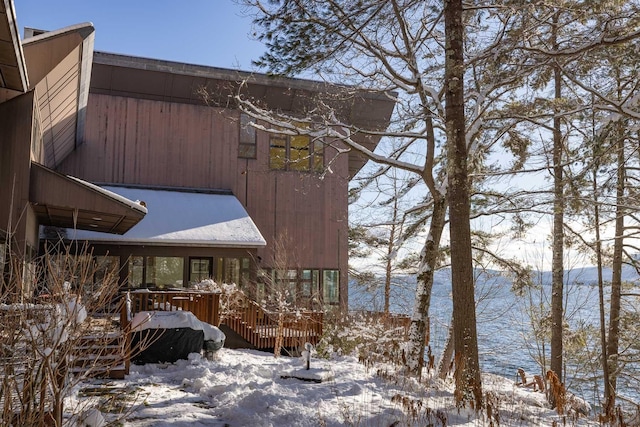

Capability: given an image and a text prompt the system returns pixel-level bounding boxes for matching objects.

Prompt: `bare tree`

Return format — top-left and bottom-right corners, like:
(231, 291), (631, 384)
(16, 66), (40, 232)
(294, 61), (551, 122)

(235, 0), (549, 405)
(0, 241), (141, 426)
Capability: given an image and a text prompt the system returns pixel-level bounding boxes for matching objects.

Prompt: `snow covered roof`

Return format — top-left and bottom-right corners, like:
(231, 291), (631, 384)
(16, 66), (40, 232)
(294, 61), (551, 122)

(66, 186), (266, 248)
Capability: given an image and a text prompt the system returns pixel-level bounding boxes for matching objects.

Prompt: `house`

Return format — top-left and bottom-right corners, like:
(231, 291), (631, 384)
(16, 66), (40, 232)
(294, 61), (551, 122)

(0, 4), (146, 299)
(2, 3), (395, 313)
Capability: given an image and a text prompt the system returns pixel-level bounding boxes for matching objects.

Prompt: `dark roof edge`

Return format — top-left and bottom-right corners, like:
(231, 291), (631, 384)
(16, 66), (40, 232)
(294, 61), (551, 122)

(4, 0), (28, 90)
(95, 182), (234, 196)
(93, 51), (395, 101)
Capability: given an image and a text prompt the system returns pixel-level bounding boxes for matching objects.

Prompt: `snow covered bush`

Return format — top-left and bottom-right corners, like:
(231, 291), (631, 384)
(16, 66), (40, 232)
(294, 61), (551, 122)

(316, 310), (408, 368)
(193, 279), (245, 327)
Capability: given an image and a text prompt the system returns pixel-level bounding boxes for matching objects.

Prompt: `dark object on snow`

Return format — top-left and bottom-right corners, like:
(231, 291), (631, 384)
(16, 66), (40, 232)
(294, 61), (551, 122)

(132, 328), (204, 364)
(204, 339), (224, 352)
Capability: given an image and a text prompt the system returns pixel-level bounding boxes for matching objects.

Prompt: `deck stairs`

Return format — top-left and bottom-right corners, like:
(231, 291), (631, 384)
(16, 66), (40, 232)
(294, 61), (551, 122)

(69, 330), (129, 379)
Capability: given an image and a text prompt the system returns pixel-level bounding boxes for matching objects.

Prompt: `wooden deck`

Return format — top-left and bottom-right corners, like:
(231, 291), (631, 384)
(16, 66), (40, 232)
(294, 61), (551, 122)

(123, 290), (323, 351)
(224, 298), (323, 350)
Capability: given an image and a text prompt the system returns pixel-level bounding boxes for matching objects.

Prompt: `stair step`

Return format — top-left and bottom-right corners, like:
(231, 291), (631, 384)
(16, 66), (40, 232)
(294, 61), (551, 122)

(70, 364), (127, 379)
(73, 344), (123, 352)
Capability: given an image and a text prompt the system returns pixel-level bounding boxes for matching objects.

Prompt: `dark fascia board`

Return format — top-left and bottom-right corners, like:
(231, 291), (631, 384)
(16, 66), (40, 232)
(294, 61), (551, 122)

(1, 0), (29, 91)
(95, 182), (234, 196)
(93, 51), (394, 103)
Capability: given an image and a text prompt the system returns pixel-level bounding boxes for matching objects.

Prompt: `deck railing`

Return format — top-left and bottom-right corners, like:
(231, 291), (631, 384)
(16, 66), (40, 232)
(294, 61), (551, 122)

(122, 290), (221, 328)
(122, 290), (323, 351)
(224, 298), (323, 350)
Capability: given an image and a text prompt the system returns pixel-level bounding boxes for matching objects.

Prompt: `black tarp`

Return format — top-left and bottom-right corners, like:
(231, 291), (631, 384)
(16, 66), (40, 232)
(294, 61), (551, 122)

(131, 328), (204, 364)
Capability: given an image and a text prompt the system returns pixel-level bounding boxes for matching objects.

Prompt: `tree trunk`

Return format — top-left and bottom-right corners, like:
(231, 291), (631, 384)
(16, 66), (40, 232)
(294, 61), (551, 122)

(444, 0), (482, 409)
(437, 325), (455, 380)
(384, 195), (399, 316)
(404, 195), (446, 376)
(591, 131), (613, 416)
(606, 122), (625, 408)
(549, 12), (564, 392)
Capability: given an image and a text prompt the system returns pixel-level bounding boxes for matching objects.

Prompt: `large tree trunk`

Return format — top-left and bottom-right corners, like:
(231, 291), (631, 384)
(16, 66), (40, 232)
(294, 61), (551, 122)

(606, 122), (625, 409)
(549, 12), (564, 392)
(404, 195), (446, 376)
(444, 0), (482, 409)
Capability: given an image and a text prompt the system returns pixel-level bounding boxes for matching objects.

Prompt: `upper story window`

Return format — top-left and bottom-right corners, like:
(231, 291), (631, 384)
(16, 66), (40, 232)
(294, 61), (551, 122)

(238, 113), (257, 159)
(269, 129), (324, 172)
(269, 123), (324, 172)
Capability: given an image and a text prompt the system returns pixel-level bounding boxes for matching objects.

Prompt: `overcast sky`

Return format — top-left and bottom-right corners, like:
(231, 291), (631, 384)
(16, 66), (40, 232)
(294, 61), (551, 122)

(15, 0), (266, 71)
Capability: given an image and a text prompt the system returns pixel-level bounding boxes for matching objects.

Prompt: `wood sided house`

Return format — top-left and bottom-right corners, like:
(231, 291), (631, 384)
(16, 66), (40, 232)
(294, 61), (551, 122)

(1, 1), (395, 361)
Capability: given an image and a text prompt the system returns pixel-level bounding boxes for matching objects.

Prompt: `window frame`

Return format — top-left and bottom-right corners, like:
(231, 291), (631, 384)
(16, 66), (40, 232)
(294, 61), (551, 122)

(238, 113), (257, 159)
(322, 269), (340, 305)
(268, 128), (324, 173)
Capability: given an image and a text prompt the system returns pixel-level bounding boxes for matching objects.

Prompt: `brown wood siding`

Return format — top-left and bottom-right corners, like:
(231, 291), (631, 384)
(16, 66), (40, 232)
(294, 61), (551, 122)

(59, 94), (238, 190)
(34, 45), (82, 168)
(0, 91), (36, 254)
(58, 93), (350, 304)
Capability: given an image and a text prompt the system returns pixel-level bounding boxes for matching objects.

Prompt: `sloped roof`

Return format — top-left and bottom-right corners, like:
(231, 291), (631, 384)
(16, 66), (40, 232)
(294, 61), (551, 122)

(66, 186), (266, 248)
(0, 0), (28, 92)
(22, 23), (95, 167)
(30, 163), (146, 234)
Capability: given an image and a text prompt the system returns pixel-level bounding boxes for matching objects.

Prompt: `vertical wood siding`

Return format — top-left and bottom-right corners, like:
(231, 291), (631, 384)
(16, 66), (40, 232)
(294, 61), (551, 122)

(58, 93), (349, 278)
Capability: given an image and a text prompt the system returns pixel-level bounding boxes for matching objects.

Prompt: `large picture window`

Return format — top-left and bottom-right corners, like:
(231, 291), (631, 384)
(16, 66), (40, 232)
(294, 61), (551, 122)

(146, 256), (184, 289)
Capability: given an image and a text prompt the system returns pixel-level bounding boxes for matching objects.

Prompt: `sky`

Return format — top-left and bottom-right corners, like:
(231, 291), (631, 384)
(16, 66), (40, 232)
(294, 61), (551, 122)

(14, 0), (266, 71)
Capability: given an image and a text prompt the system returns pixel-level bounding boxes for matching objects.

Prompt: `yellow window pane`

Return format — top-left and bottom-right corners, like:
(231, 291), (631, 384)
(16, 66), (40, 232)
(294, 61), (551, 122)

(290, 135), (310, 171)
(270, 137), (287, 170)
(291, 134), (309, 148)
(313, 141), (324, 172)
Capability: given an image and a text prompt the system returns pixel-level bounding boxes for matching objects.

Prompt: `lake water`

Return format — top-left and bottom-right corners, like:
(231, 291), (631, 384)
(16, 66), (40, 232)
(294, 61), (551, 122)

(349, 266), (640, 408)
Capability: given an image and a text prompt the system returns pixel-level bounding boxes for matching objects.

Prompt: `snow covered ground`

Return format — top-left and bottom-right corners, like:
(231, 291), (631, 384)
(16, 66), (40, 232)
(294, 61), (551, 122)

(68, 348), (603, 427)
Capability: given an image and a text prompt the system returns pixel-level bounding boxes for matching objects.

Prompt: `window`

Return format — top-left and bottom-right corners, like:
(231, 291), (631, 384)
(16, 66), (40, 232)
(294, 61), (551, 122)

(146, 257), (184, 289)
(189, 257), (212, 284)
(128, 256), (144, 288)
(268, 124), (324, 172)
(301, 269), (319, 297)
(323, 270), (340, 304)
(94, 256), (119, 286)
(240, 257), (251, 289)
(238, 113), (257, 158)
(224, 258), (241, 284)
(269, 136), (287, 170)
(127, 256), (184, 289)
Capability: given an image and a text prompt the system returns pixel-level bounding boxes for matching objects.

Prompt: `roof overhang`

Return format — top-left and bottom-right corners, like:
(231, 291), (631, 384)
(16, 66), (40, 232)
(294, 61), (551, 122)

(90, 52), (396, 178)
(22, 23), (95, 168)
(0, 0), (28, 94)
(30, 163), (147, 234)
(56, 185), (267, 248)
